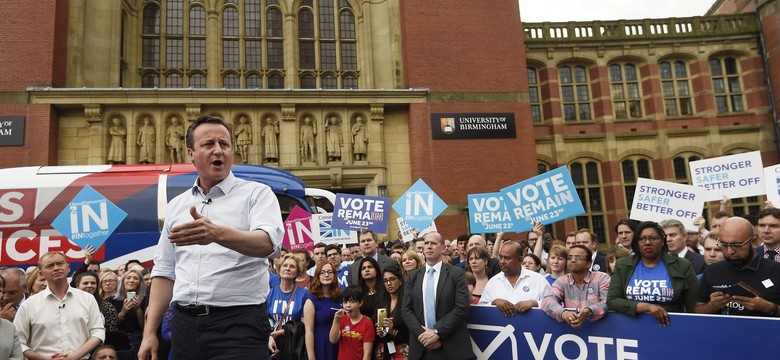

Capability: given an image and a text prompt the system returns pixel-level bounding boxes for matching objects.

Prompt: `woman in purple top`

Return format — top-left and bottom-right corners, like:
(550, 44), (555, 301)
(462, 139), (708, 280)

(303, 261), (341, 360)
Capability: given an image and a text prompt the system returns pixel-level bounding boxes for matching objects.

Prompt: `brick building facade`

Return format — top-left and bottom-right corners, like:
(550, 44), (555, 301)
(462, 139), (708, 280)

(1, 0), (778, 243)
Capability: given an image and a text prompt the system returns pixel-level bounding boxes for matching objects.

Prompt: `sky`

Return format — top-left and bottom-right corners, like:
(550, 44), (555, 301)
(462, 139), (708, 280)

(519, 0), (718, 22)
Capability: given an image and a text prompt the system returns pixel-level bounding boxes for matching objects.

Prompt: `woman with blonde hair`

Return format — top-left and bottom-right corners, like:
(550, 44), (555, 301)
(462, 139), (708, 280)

(400, 249), (422, 279)
(24, 267), (47, 296)
(99, 271), (119, 300)
(110, 268), (147, 359)
(267, 253), (310, 358)
(545, 245), (568, 285)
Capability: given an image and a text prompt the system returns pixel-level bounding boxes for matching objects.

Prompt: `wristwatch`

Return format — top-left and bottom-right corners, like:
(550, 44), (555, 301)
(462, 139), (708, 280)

(433, 328), (438, 335)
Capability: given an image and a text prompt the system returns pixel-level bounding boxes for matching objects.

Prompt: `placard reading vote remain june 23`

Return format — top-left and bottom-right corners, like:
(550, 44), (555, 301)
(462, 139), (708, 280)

(332, 193), (390, 233)
(499, 167), (585, 232)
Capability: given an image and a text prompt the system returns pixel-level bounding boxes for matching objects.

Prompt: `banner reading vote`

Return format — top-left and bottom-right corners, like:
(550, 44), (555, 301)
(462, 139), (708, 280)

(467, 306), (780, 360)
(629, 178), (706, 231)
(500, 167), (585, 232)
(690, 151), (765, 201)
(765, 164), (780, 207)
(392, 179), (447, 232)
(282, 205), (314, 252)
(468, 192), (519, 233)
(332, 193), (390, 233)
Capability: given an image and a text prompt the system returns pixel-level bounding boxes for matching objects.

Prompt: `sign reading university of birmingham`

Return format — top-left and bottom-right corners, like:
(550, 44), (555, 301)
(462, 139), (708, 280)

(431, 113), (517, 139)
(0, 116), (25, 146)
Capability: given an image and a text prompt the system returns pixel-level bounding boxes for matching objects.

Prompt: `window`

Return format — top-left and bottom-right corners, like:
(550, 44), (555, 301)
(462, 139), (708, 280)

(672, 154), (701, 183)
(570, 160), (606, 244)
(295, 0), (359, 89)
(559, 65), (592, 122)
(660, 60), (693, 116)
(621, 157), (652, 209)
(538, 162), (549, 175)
(136, 1), (358, 89)
(710, 57), (744, 113)
(609, 63), (641, 119)
(528, 67), (542, 122)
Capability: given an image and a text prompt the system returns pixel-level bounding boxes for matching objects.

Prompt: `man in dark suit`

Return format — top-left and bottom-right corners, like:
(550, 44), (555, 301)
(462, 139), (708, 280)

(349, 229), (397, 285)
(575, 229), (607, 272)
(660, 219), (707, 275)
(755, 208), (780, 262)
(403, 232), (474, 360)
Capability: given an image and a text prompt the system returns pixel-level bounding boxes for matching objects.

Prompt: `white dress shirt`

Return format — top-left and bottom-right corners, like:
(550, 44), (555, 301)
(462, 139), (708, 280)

(152, 172), (284, 306)
(479, 267), (550, 305)
(13, 287), (105, 359)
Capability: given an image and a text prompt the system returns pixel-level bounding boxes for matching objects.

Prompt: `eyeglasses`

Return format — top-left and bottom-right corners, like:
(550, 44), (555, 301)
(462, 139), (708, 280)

(383, 277), (399, 284)
(319, 270), (335, 275)
(638, 236), (663, 243)
(566, 255), (588, 261)
(717, 236), (754, 250)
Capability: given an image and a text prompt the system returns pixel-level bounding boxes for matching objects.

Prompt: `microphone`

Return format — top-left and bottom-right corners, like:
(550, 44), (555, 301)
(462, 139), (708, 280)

(202, 198), (212, 205)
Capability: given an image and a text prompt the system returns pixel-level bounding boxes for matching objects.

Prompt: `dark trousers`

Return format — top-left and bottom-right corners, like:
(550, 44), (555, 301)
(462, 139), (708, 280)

(171, 303), (270, 360)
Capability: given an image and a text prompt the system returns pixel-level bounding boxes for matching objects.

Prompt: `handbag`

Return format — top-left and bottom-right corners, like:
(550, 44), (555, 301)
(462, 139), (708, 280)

(281, 320), (307, 360)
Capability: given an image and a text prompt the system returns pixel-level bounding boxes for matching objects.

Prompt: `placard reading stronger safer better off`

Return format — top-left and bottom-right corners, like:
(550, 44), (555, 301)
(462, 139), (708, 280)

(689, 151), (764, 201)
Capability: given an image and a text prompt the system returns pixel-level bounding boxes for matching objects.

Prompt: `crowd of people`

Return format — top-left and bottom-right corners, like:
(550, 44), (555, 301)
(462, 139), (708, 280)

(2, 114), (780, 360)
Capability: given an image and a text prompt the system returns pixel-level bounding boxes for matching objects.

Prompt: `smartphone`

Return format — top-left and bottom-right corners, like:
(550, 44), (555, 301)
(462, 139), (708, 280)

(377, 308), (387, 325)
(127, 291), (136, 300)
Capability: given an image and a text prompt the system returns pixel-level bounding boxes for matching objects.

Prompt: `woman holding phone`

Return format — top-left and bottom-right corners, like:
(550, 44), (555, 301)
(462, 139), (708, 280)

(374, 264), (409, 360)
(110, 268), (147, 359)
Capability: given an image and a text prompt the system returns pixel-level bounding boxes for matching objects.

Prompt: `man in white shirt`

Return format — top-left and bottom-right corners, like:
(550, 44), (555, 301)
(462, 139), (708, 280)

(14, 251), (105, 360)
(138, 115), (284, 360)
(480, 241), (550, 316)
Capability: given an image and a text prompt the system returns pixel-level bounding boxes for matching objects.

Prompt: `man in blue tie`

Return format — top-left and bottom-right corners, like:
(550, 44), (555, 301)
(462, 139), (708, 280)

(402, 232), (474, 360)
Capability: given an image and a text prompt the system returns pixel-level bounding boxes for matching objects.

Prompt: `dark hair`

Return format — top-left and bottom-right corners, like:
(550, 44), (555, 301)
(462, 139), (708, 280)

(325, 244), (341, 255)
(758, 208), (780, 221)
(457, 234), (469, 244)
(630, 221), (668, 255)
(378, 264), (405, 328)
(523, 253), (542, 268)
(92, 345), (117, 358)
(186, 114), (234, 149)
(76, 271), (110, 318)
(465, 247), (490, 274)
(614, 219), (639, 233)
(569, 245), (593, 262)
(502, 240), (525, 259)
(313, 242), (327, 250)
(342, 285), (364, 302)
(356, 257), (385, 299)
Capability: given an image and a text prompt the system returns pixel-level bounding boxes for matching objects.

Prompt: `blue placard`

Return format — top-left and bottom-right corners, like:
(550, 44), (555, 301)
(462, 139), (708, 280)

(467, 192), (520, 233)
(51, 185), (128, 250)
(500, 167), (585, 232)
(468, 306), (780, 359)
(392, 179), (448, 231)
(332, 193), (390, 233)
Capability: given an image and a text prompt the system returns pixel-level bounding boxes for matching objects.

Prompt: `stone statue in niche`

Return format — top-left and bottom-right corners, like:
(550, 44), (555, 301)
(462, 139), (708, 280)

(166, 115), (185, 163)
(324, 115), (343, 162)
(137, 116), (155, 164)
(234, 116), (253, 163)
(261, 115), (280, 162)
(351, 115), (368, 161)
(300, 115), (317, 163)
(107, 117), (126, 164)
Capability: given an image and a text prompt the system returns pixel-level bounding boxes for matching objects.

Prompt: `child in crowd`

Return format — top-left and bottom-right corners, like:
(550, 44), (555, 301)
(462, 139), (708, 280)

(329, 286), (374, 360)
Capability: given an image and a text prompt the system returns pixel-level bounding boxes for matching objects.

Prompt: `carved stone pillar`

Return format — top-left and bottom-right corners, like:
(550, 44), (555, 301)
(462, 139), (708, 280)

(84, 104), (106, 165)
(279, 104), (297, 166)
(369, 103), (385, 164)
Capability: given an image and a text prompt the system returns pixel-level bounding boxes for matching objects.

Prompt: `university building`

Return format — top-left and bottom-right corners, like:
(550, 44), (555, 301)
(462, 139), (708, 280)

(1, 0), (778, 243)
